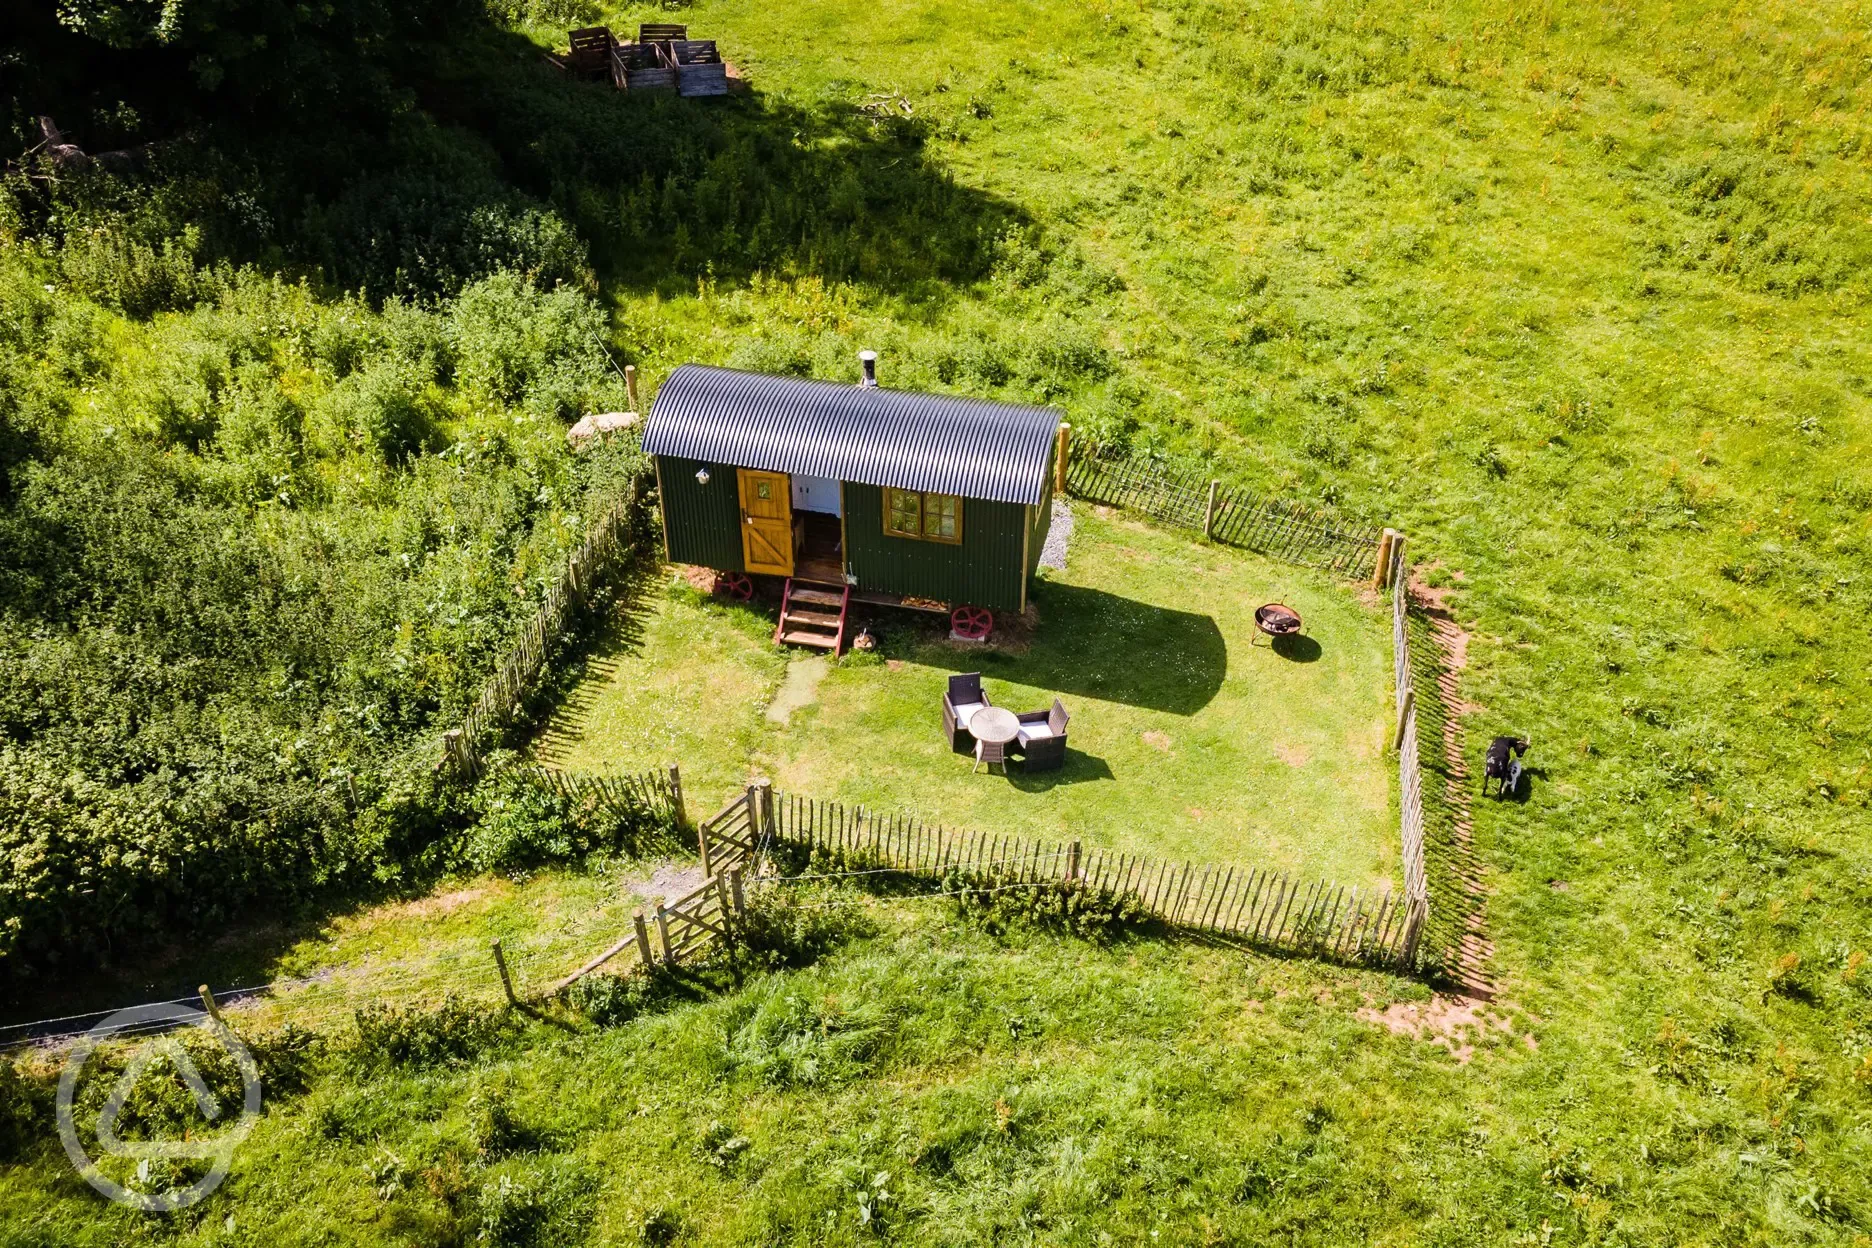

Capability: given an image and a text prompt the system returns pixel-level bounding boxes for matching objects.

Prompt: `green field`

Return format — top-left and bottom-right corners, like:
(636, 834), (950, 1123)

(5, 0), (1872, 1241)
(543, 508), (1397, 884)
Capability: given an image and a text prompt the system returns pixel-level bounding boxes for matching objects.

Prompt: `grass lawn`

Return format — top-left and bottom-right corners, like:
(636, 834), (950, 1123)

(0, 901), (1491, 1248)
(537, 507), (1397, 888)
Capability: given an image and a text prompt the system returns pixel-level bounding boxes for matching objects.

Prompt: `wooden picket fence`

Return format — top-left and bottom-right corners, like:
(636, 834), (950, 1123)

(516, 763), (685, 829)
(441, 477), (647, 778)
(1064, 440), (1384, 578)
(1389, 541), (1430, 944)
(760, 790), (1426, 970)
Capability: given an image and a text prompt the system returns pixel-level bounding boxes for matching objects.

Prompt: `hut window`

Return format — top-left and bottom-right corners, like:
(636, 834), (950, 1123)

(884, 488), (963, 544)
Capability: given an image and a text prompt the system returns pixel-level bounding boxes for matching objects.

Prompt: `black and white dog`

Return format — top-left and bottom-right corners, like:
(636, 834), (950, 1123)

(1482, 736), (1529, 799)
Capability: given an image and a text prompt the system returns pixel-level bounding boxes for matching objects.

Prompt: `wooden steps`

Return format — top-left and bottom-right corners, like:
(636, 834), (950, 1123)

(775, 578), (850, 653)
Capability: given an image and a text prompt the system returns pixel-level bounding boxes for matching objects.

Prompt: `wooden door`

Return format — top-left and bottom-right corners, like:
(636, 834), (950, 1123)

(737, 468), (793, 575)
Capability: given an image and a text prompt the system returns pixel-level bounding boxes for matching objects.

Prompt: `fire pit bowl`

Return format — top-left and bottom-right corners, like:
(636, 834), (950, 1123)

(1254, 602), (1303, 640)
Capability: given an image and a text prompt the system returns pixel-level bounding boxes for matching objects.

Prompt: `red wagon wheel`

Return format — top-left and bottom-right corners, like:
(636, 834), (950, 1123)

(951, 605), (994, 641)
(715, 571), (754, 601)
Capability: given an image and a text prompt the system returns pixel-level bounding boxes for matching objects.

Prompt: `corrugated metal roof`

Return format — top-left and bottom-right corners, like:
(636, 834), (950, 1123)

(643, 365), (1062, 506)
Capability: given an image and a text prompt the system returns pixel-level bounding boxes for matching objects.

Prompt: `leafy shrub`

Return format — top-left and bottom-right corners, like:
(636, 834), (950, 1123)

(54, 225), (232, 318)
(943, 869), (1154, 944)
(313, 174), (589, 302)
(350, 996), (516, 1071)
(731, 887), (867, 972)
(469, 1086), (544, 1157)
(464, 762), (676, 874)
(449, 271), (616, 417)
(244, 1023), (326, 1098)
(562, 967), (691, 1028)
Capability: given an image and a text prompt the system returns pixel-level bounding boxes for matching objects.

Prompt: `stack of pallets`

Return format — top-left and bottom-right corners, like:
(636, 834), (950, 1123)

(561, 24), (734, 97)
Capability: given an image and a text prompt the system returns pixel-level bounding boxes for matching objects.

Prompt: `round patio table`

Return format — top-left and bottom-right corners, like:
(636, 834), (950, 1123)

(969, 706), (1021, 774)
(969, 707), (1020, 747)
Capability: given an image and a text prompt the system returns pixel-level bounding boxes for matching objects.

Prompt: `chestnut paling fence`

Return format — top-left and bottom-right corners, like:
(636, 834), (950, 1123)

(1390, 541), (1432, 967)
(440, 477), (646, 779)
(1063, 441), (1386, 578)
(742, 786), (1426, 970)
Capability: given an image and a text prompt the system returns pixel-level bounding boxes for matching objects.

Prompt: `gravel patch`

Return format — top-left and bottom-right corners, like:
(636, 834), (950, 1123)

(1039, 498), (1074, 571)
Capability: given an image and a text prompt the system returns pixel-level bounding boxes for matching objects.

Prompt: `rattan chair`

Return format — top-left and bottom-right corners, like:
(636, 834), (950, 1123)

(942, 672), (990, 753)
(1014, 699), (1070, 772)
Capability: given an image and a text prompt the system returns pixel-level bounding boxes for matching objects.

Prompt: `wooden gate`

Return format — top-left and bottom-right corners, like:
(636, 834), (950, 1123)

(698, 782), (769, 875)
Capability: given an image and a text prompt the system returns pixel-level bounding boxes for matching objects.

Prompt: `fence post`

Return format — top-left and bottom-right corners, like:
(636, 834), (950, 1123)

(197, 984), (225, 1025)
(625, 364), (640, 413)
(491, 940), (520, 1006)
(1203, 481), (1218, 540)
(729, 866), (746, 917)
(1393, 687), (1415, 751)
(654, 903), (674, 966)
(715, 875), (737, 940)
(1389, 534), (1407, 590)
(1399, 900), (1425, 969)
(697, 815), (713, 877)
(668, 763), (686, 830)
(633, 909), (653, 967)
(753, 778), (773, 840)
(1373, 529), (1397, 589)
(1066, 840), (1081, 883)
(1055, 422), (1071, 494)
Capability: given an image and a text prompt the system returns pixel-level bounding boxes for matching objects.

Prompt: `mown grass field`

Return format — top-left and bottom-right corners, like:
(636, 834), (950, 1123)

(5, 0), (1872, 1242)
(542, 508), (1397, 884)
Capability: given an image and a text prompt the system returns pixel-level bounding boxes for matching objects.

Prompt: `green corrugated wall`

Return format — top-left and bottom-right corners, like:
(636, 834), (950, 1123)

(655, 454), (745, 572)
(655, 454), (1040, 610)
(844, 484), (1028, 612)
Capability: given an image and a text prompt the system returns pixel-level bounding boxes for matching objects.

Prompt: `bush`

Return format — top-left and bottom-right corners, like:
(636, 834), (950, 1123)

(474, 1159), (597, 1248)
(0, 254), (644, 979)
(448, 271), (617, 417)
(943, 869), (1154, 944)
(464, 762), (676, 874)
(313, 173), (589, 301)
(731, 887), (867, 972)
(349, 996), (516, 1071)
(54, 225), (232, 318)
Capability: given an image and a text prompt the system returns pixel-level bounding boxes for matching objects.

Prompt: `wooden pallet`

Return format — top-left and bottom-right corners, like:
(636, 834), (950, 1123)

(567, 26), (616, 79)
(612, 42), (677, 91)
(672, 40), (728, 96)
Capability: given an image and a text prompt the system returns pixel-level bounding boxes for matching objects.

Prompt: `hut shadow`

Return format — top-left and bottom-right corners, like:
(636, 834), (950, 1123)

(921, 582), (1227, 715)
(1006, 751), (1115, 792)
